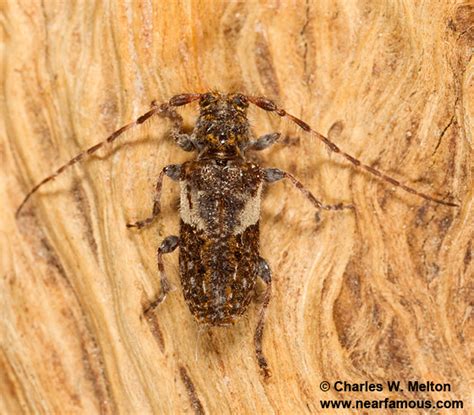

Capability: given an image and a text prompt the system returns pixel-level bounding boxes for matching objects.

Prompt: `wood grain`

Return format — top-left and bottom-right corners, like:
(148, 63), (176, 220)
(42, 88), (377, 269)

(2, 1), (472, 414)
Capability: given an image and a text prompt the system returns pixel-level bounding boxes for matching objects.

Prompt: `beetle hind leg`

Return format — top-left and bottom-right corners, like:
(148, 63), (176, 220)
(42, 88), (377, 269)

(143, 235), (179, 316)
(127, 164), (182, 230)
(254, 257), (272, 379)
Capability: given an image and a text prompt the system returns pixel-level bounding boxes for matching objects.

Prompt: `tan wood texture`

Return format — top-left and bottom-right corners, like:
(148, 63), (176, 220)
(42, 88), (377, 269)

(2, 1), (473, 414)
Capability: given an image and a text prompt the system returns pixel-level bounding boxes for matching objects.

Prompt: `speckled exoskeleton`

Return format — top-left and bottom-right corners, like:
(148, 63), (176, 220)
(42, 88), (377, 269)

(16, 92), (457, 378)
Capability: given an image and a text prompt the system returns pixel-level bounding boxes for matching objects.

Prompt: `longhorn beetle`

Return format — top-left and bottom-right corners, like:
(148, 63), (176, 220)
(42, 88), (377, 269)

(16, 92), (458, 378)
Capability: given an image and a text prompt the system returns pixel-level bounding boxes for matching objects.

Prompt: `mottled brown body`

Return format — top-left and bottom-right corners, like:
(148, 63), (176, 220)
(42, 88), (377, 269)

(16, 91), (457, 379)
(179, 159), (263, 325)
(180, 222), (259, 324)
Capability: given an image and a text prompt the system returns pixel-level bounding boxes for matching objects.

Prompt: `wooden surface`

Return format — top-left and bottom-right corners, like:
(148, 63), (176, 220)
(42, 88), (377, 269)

(2, 1), (473, 414)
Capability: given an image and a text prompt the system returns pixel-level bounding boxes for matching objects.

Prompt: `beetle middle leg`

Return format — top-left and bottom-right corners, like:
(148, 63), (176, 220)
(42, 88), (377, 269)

(264, 168), (355, 211)
(254, 257), (272, 379)
(144, 235), (179, 316)
(126, 164), (182, 229)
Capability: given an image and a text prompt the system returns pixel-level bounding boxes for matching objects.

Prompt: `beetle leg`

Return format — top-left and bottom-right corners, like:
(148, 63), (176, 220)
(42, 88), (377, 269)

(254, 257), (272, 379)
(144, 235), (179, 316)
(246, 132), (281, 151)
(158, 104), (196, 152)
(264, 168), (355, 212)
(126, 164), (182, 229)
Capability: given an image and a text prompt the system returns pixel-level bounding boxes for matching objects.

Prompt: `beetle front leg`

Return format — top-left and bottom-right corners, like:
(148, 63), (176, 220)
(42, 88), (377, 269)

(157, 103), (196, 151)
(254, 257), (272, 379)
(126, 164), (182, 229)
(264, 168), (355, 212)
(144, 235), (179, 316)
(247, 132), (281, 151)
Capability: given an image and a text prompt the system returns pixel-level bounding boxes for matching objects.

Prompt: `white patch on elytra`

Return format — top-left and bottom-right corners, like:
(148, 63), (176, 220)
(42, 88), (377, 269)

(179, 181), (206, 230)
(233, 185), (262, 234)
(180, 179), (262, 234)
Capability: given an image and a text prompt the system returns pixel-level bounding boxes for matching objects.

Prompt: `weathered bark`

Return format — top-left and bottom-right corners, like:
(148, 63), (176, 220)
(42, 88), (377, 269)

(1, 1), (472, 414)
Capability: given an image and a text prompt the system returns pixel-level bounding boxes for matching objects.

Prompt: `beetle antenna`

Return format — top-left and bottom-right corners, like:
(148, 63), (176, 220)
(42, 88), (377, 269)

(247, 95), (459, 207)
(15, 93), (201, 217)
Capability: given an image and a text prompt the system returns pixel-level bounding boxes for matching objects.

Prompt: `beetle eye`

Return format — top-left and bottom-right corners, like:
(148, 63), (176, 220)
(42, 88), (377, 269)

(232, 94), (249, 108)
(200, 93), (215, 108)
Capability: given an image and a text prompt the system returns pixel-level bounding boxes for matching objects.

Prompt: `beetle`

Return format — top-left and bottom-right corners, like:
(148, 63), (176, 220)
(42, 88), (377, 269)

(16, 92), (458, 378)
